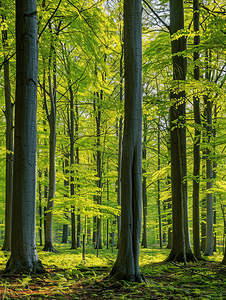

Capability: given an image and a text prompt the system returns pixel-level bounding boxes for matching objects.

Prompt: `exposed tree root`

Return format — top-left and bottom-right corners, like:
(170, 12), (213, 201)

(4, 258), (45, 274)
(165, 251), (197, 263)
(42, 245), (59, 253)
(109, 264), (143, 283)
(1, 246), (10, 252)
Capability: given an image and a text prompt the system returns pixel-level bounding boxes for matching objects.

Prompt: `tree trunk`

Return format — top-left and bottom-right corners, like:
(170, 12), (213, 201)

(221, 204), (226, 264)
(157, 122), (162, 249)
(110, 0), (142, 282)
(166, 0), (195, 263)
(192, 0), (202, 260)
(38, 170), (43, 246)
(61, 153), (69, 244)
(2, 14), (13, 251)
(43, 75), (58, 253)
(204, 94), (213, 256)
(141, 117), (148, 248)
(4, 0), (44, 273)
(117, 39), (123, 248)
(94, 94), (102, 250)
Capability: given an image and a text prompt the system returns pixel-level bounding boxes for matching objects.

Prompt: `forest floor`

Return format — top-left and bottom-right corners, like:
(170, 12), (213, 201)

(0, 245), (226, 299)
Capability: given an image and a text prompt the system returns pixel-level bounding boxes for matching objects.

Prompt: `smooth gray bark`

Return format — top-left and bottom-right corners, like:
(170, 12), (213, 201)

(157, 121), (162, 249)
(203, 50), (213, 256)
(192, 0), (202, 260)
(94, 94), (102, 250)
(61, 153), (69, 244)
(43, 74), (58, 253)
(141, 117), (148, 248)
(117, 42), (123, 247)
(4, 0), (44, 273)
(166, 0), (195, 263)
(204, 94), (213, 256)
(69, 85), (76, 249)
(110, 0), (142, 282)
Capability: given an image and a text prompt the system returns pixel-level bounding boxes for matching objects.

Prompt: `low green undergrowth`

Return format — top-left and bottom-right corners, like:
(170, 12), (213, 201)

(0, 245), (225, 299)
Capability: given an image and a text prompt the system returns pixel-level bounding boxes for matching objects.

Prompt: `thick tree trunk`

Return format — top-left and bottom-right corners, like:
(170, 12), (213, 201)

(4, 0), (44, 273)
(2, 17), (13, 251)
(110, 0), (142, 282)
(166, 0), (195, 263)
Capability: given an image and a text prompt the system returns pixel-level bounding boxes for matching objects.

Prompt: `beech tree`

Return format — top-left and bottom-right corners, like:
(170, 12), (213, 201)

(4, 0), (44, 273)
(1, 9), (13, 251)
(110, 0), (143, 282)
(165, 0), (195, 262)
(192, 0), (202, 260)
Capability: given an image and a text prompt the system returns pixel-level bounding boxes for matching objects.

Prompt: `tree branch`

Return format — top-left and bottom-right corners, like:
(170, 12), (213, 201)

(142, 0), (170, 32)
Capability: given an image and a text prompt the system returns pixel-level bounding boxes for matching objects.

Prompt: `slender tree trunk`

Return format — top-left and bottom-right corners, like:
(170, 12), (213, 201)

(69, 86), (77, 250)
(166, 0), (195, 263)
(94, 94), (102, 250)
(213, 105), (217, 252)
(204, 93), (213, 256)
(5, 0), (44, 273)
(222, 204), (226, 264)
(38, 170), (43, 246)
(117, 40), (123, 248)
(2, 14), (13, 251)
(43, 74), (58, 253)
(110, 0), (142, 282)
(192, 0), (202, 260)
(141, 116), (148, 248)
(157, 122), (162, 249)
(61, 153), (69, 244)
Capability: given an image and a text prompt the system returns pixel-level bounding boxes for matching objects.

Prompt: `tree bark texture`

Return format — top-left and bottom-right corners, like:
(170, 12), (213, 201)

(2, 16), (13, 251)
(5, 0), (44, 273)
(43, 75), (58, 253)
(192, 0), (202, 260)
(110, 0), (142, 282)
(204, 94), (213, 256)
(166, 0), (195, 263)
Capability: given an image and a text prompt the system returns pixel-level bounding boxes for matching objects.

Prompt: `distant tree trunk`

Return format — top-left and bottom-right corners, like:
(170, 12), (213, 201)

(221, 204), (226, 264)
(2, 13), (13, 251)
(94, 94), (102, 250)
(192, 0), (202, 260)
(204, 94), (213, 256)
(141, 116), (148, 248)
(213, 105), (217, 252)
(61, 153), (69, 244)
(204, 50), (213, 256)
(38, 170), (43, 246)
(42, 22), (61, 253)
(166, 0), (195, 263)
(117, 40), (123, 248)
(110, 0), (143, 282)
(201, 189), (207, 251)
(75, 98), (81, 248)
(4, 0), (44, 273)
(157, 122), (162, 249)
(42, 73), (58, 253)
(68, 85), (77, 250)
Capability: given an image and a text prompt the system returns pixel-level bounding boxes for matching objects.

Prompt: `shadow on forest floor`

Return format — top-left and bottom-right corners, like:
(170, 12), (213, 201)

(0, 245), (226, 299)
